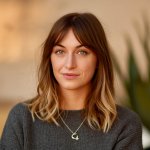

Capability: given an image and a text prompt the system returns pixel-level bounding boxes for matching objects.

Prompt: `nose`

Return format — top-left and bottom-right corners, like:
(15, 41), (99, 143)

(65, 53), (76, 69)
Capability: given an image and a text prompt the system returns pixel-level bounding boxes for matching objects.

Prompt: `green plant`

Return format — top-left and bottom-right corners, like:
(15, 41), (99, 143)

(111, 14), (150, 133)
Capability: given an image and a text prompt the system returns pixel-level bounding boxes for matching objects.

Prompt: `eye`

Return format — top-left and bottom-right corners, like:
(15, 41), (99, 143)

(78, 50), (88, 55)
(55, 50), (64, 55)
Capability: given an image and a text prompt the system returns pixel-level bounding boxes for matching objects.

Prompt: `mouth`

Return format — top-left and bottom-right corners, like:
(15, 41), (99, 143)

(62, 73), (80, 76)
(62, 73), (79, 79)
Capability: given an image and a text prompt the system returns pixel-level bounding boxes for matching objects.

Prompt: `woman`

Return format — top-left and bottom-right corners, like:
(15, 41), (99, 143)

(0, 12), (143, 150)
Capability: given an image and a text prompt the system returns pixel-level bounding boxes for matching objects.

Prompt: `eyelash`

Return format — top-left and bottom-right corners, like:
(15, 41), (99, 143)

(55, 50), (88, 55)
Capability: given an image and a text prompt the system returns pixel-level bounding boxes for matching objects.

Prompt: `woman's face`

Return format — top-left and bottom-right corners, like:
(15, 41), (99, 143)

(51, 28), (97, 91)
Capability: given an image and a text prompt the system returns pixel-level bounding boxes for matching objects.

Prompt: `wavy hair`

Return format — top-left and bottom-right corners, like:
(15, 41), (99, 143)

(25, 12), (117, 132)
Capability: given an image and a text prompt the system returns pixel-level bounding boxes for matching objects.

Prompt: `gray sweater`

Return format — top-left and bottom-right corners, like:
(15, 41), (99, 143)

(0, 102), (143, 150)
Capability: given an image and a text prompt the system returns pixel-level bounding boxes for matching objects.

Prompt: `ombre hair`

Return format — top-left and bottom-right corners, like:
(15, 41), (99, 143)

(25, 12), (117, 133)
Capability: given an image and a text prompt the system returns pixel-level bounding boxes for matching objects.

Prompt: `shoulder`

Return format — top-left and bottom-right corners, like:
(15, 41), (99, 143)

(10, 100), (30, 114)
(114, 104), (142, 130)
(7, 100), (31, 123)
(0, 101), (32, 149)
(110, 105), (143, 149)
(116, 104), (141, 121)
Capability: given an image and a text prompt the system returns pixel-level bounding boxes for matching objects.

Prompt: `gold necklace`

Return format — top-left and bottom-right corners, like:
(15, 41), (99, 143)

(59, 115), (86, 140)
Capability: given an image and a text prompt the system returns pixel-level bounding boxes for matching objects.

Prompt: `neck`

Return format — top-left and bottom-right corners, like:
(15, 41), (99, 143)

(58, 84), (90, 110)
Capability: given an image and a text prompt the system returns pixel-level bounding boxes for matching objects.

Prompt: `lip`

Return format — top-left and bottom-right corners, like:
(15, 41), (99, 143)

(62, 73), (79, 76)
(62, 73), (80, 79)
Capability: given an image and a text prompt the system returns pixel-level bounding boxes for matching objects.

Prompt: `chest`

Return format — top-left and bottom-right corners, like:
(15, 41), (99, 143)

(23, 121), (117, 150)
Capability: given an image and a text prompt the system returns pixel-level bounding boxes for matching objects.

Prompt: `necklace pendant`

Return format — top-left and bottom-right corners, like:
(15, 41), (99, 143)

(71, 133), (79, 140)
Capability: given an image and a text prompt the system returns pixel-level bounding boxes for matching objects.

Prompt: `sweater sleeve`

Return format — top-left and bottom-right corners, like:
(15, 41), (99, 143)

(0, 104), (24, 150)
(113, 110), (143, 150)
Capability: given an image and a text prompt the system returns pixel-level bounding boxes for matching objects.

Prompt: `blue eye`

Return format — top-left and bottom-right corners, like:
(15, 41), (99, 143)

(55, 50), (64, 55)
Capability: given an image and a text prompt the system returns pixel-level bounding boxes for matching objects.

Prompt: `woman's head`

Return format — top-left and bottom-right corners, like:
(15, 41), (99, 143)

(27, 12), (116, 132)
(41, 12), (114, 95)
(51, 28), (97, 95)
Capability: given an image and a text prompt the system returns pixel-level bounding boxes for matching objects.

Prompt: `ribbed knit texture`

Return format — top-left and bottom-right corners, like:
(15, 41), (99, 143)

(0, 102), (143, 150)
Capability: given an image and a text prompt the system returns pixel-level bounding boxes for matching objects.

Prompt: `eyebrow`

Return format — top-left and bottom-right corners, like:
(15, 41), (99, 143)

(54, 44), (84, 48)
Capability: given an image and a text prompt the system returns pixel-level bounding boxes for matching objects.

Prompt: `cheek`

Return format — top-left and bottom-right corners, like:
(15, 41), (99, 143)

(51, 59), (62, 81)
(51, 57), (62, 71)
(80, 58), (97, 78)
(81, 55), (97, 70)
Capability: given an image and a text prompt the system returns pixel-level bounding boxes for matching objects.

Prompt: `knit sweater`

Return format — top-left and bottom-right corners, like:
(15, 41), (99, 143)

(0, 102), (143, 150)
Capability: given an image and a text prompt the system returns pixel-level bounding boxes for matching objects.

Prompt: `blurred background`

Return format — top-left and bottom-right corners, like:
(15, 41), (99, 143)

(0, 0), (150, 149)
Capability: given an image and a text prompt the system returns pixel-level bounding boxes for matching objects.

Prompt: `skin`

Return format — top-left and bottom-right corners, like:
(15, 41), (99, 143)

(51, 28), (97, 110)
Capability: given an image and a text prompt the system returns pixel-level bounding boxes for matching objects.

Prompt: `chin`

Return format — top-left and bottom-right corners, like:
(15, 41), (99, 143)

(60, 83), (83, 90)
(62, 85), (80, 90)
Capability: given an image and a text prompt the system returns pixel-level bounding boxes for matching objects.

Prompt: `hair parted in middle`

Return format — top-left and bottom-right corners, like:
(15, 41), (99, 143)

(26, 12), (117, 133)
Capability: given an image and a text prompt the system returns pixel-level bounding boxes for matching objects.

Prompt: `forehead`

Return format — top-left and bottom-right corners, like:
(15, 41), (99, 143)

(58, 29), (80, 46)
